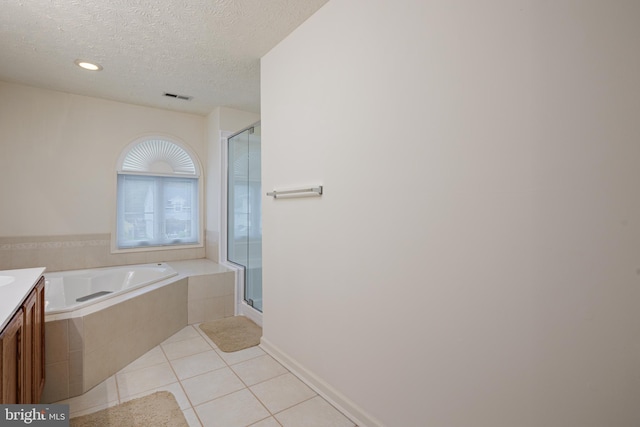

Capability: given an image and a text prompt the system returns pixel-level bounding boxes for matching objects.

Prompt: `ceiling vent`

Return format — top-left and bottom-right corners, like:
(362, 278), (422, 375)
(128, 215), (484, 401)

(163, 92), (192, 101)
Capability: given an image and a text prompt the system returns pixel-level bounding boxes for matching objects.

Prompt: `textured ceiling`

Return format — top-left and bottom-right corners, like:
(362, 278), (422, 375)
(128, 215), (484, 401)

(0, 0), (329, 115)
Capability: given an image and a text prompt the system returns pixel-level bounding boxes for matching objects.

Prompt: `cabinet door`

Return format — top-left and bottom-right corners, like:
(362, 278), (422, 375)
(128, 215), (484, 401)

(22, 289), (36, 403)
(33, 277), (45, 402)
(0, 308), (23, 404)
(21, 277), (45, 404)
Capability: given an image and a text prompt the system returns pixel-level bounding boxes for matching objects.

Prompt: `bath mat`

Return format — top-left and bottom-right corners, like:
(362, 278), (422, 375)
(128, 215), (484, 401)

(199, 316), (262, 352)
(70, 391), (188, 427)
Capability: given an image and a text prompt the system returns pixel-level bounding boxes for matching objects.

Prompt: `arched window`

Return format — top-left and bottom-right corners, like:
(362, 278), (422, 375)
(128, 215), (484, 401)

(116, 137), (201, 249)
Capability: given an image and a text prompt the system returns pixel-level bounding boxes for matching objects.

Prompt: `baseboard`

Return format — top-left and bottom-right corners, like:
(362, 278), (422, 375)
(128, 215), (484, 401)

(260, 337), (383, 427)
(238, 301), (262, 327)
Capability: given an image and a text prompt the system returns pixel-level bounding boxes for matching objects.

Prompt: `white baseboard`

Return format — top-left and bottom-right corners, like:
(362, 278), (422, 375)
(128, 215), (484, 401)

(260, 337), (383, 427)
(238, 301), (262, 327)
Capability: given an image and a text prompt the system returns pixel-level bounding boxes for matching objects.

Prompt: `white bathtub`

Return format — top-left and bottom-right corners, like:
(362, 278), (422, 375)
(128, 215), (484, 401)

(44, 263), (178, 315)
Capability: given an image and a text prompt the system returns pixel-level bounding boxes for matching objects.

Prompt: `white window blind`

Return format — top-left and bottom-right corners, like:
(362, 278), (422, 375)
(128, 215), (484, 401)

(116, 138), (200, 249)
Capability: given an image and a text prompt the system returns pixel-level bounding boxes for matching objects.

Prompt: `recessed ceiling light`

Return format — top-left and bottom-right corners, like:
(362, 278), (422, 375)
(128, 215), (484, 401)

(74, 59), (103, 71)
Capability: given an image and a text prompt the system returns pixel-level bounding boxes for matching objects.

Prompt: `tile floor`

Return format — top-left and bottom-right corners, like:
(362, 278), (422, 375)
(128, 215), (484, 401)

(56, 324), (357, 427)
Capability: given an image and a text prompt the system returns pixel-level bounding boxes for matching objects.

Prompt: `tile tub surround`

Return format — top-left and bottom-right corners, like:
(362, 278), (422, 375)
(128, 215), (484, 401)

(177, 258), (236, 325)
(205, 229), (220, 264)
(0, 233), (206, 272)
(41, 260), (236, 404)
(187, 272), (235, 324)
(42, 277), (188, 403)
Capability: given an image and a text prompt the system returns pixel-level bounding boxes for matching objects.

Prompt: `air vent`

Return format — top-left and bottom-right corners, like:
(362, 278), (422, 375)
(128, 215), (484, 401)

(163, 92), (192, 101)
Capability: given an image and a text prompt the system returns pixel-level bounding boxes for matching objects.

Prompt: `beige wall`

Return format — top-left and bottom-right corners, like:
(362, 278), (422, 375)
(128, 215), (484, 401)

(0, 81), (231, 270)
(260, 1), (640, 426)
(0, 82), (259, 270)
(0, 81), (206, 237)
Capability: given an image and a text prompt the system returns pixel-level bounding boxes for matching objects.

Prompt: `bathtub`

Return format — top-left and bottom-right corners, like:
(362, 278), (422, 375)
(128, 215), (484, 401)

(44, 262), (178, 315)
(40, 259), (234, 403)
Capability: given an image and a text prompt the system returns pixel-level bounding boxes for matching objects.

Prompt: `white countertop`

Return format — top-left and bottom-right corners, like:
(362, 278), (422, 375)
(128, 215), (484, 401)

(0, 267), (46, 331)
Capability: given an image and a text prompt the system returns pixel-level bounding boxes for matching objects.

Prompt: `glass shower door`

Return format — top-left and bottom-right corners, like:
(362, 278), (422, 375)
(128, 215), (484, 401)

(227, 123), (262, 312)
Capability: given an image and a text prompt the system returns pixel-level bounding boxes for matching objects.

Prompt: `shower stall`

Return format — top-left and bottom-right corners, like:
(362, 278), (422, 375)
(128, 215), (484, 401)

(226, 123), (262, 313)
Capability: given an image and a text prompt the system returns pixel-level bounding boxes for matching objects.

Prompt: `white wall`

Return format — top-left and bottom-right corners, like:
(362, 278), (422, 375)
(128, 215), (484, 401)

(0, 81), (206, 237)
(260, 1), (640, 426)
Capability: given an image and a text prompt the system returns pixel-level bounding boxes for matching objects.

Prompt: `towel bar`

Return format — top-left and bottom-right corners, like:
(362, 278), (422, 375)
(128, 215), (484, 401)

(266, 186), (323, 198)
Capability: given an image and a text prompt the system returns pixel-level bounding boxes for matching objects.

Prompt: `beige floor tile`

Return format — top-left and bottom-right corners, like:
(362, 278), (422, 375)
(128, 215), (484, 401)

(248, 416), (284, 427)
(231, 354), (288, 386)
(275, 396), (355, 427)
(120, 382), (191, 410)
(60, 322), (360, 427)
(57, 376), (118, 415)
(115, 362), (178, 399)
(162, 325), (202, 345)
(170, 350), (226, 380)
(183, 408), (203, 427)
(162, 336), (212, 360)
(181, 367), (246, 406)
(250, 373), (317, 413)
(68, 400), (120, 419)
(117, 346), (167, 373)
(195, 389), (270, 427)
(214, 345), (265, 365)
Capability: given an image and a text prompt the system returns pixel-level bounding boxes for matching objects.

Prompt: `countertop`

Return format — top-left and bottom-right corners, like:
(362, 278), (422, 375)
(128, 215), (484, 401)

(0, 267), (46, 332)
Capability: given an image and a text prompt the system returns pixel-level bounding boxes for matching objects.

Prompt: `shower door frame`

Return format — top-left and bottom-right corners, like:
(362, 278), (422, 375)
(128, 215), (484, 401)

(220, 123), (262, 326)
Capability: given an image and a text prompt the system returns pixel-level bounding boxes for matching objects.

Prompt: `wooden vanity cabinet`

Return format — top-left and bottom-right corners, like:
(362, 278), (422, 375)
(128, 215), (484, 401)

(33, 276), (45, 402)
(0, 307), (23, 403)
(0, 276), (45, 404)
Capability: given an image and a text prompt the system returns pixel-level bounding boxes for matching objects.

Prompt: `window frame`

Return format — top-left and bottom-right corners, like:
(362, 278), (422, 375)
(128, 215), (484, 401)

(112, 135), (204, 254)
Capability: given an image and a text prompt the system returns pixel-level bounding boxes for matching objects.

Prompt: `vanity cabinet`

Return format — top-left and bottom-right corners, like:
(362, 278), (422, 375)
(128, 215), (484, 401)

(0, 276), (45, 404)
(0, 307), (23, 403)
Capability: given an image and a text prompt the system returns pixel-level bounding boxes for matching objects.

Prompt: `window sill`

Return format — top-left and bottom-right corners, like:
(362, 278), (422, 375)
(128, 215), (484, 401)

(110, 242), (204, 255)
